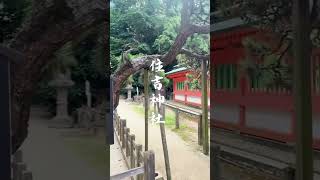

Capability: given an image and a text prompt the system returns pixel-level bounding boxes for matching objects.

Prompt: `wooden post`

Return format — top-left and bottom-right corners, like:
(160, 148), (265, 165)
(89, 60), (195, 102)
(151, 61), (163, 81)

(125, 128), (130, 156)
(292, 0), (313, 180)
(130, 134), (135, 168)
(136, 144), (143, 180)
(159, 103), (172, 180)
(0, 48), (19, 180)
(144, 151), (155, 180)
(198, 114), (203, 145)
(118, 116), (121, 134)
(123, 127), (128, 148)
(144, 69), (149, 151)
(120, 119), (126, 142)
(201, 58), (209, 155)
(22, 171), (33, 180)
(162, 105), (166, 123)
(175, 109), (179, 129)
(211, 146), (221, 180)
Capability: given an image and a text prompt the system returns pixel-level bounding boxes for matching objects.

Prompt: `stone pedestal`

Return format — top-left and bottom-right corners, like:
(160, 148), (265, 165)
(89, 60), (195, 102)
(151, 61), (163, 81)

(48, 75), (74, 128)
(125, 84), (133, 101)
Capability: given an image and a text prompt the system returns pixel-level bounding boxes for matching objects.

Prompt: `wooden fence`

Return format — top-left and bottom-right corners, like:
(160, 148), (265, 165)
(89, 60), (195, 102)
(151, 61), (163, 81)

(162, 103), (209, 151)
(112, 114), (163, 180)
(11, 150), (33, 180)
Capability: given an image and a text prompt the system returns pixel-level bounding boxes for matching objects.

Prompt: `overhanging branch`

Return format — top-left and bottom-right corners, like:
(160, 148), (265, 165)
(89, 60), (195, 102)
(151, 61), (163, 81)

(180, 48), (209, 60)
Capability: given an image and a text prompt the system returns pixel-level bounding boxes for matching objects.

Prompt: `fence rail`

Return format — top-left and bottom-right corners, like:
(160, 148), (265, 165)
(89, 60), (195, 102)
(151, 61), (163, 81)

(11, 150), (33, 180)
(112, 113), (160, 180)
(211, 145), (296, 180)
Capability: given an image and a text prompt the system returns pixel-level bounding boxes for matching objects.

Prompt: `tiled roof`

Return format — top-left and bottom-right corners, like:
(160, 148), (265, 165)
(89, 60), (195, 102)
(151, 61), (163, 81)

(211, 17), (247, 33)
(165, 67), (189, 75)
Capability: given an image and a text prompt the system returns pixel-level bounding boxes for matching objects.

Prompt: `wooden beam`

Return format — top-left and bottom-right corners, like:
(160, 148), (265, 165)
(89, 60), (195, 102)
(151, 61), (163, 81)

(144, 151), (155, 180)
(158, 92), (172, 180)
(201, 58), (209, 155)
(110, 166), (144, 180)
(0, 58), (11, 180)
(144, 69), (149, 151)
(292, 0), (313, 179)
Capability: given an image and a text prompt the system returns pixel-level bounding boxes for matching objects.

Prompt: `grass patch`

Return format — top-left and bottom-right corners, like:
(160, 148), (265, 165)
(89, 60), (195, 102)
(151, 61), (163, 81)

(62, 135), (108, 176)
(130, 103), (196, 142)
(171, 125), (195, 142)
(130, 104), (176, 128)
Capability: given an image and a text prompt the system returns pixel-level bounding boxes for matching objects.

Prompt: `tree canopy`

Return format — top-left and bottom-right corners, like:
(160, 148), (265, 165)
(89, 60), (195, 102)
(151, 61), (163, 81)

(110, 0), (209, 106)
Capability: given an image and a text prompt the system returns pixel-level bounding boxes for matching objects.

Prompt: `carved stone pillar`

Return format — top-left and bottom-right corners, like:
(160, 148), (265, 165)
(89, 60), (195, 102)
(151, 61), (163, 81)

(49, 74), (74, 128)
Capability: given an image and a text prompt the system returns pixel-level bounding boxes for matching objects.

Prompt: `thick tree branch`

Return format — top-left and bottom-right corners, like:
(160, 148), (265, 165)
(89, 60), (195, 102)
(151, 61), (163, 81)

(180, 48), (209, 60)
(9, 0), (107, 152)
(112, 0), (209, 108)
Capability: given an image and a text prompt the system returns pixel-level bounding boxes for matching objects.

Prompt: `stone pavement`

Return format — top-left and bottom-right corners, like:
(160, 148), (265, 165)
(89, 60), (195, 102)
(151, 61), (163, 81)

(110, 132), (130, 179)
(20, 108), (107, 180)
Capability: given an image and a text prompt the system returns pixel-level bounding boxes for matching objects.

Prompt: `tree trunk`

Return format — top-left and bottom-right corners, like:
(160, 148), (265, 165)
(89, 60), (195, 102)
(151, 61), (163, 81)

(9, 0), (107, 153)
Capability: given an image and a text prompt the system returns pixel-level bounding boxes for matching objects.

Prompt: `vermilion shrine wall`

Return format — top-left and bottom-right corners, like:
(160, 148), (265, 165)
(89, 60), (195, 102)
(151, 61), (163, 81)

(211, 27), (320, 149)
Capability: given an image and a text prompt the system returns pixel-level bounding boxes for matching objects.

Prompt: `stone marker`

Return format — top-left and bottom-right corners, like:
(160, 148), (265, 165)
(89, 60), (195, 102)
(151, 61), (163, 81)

(48, 72), (74, 128)
(125, 84), (133, 101)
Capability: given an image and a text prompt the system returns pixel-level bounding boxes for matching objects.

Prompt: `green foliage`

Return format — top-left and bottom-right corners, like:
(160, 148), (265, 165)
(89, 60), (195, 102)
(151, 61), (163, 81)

(186, 73), (201, 90)
(110, 0), (209, 97)
(240, 38), (292, 89)
(153, 16), (180, 53)
(43, 41), (77, 77)
(34, 31), (108, 113)
(0, 0), (30, 43)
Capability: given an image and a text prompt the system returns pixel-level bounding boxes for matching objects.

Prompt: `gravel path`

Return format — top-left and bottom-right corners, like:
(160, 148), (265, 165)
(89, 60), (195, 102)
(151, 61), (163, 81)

(20, 108), (124, 180)
(110, 133), (130, 179)
(117, 100), (210, 180)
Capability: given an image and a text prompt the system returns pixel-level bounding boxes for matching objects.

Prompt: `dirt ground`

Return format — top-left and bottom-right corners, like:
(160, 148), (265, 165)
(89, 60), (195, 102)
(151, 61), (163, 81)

(116, 100), (210, 180)
(20, 109), (106, 180)
(110, 133), (130, 179)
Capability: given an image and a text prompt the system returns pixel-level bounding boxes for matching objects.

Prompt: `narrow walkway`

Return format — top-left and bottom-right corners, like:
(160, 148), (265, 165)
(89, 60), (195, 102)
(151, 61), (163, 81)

(212, 128), (320, 178)
(110, 132), (129, 179)
(20, 108), (106, 180)
(117, 100), (210, 180)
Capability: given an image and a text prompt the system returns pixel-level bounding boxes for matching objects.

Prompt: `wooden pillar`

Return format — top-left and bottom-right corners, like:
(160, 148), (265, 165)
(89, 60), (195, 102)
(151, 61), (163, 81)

(136, 144), (143, 180)
(175, 109), (180, 129)
(211, 146), (221, 180)
(130, 134), (135, 168)
(144, 151), (155, 180)
(0, 46), (24, 180)
(123, 127), (127, 148)
(158, 92), (172, 180)
(198, 114), (203, 145)
(125, 128), (130, 155)
(144, 69), (149, 151)
(292, 0), (313, 179)
(0, 57), (11, 180)
(201, 58), (209, 155)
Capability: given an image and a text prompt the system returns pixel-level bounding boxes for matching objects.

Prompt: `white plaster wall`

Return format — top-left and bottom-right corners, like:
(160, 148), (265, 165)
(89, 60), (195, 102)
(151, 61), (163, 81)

(187, 96), (201, 104)
(246, 108), (291, 134)
(175, 94), (185, 101)
(212, 104), (240, 124)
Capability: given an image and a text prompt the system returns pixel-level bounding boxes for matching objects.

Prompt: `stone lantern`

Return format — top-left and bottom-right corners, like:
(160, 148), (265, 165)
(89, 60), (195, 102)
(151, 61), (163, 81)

(48, 72), (74, 128)
(125, 83), (133, 101)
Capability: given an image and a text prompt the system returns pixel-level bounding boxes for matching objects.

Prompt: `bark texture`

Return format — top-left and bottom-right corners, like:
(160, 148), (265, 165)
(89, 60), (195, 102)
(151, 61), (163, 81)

(9, 0), (108, 153)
